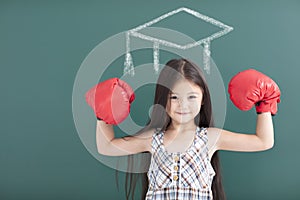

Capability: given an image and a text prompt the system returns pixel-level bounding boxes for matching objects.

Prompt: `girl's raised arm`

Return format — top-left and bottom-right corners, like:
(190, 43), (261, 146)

(209, 69), (280, 153)
(96, 120), (152, 156)
(85, 78), (152, 156)
(210, 112), (274, 152)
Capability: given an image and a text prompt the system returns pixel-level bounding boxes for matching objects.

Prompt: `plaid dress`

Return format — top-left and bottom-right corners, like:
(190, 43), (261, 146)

(145, 127), (215, 200)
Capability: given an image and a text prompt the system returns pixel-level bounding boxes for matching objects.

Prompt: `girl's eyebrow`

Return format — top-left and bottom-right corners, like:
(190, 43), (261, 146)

(170, 92), (200, 95)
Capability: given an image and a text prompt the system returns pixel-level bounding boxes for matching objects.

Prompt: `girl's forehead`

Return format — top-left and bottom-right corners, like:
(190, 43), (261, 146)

(170, 79), (202, 94)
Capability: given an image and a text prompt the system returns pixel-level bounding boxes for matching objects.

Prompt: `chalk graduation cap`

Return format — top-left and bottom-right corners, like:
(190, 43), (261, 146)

(124, 7), (233, 76)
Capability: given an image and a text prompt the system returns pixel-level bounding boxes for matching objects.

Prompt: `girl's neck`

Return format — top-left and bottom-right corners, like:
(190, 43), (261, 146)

(168, 121), (197, 133)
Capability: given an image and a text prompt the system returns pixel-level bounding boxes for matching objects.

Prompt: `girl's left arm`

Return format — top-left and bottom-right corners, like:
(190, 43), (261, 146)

(210, 112), (274, 152)
(209, 69), (280, 153)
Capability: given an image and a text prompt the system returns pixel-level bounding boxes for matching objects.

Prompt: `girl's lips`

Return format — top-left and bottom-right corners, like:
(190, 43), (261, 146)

(176, 112), (190, 115)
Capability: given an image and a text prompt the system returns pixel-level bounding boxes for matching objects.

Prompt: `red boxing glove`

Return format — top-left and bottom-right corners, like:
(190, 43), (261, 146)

(228, 69), (281, 115)
(85, 78), (135, 124)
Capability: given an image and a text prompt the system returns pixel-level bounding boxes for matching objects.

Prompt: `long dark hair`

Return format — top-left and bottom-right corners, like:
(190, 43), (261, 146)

(124, 58), (226, 200)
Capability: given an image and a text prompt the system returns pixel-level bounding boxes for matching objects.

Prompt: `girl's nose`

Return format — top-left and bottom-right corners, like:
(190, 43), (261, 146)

(178, 98), (188, 107)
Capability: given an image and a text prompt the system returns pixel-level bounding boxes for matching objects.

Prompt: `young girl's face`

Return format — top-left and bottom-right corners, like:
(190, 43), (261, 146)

(166, 78), (203, 125)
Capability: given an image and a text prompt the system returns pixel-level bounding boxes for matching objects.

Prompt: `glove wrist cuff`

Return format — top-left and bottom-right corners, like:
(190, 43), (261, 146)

(255, 101), (277, 115)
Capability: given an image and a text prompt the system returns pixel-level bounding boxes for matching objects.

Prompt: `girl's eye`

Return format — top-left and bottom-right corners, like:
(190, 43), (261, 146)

(170, 96), (178, 100)
(188, 95), (197, 99)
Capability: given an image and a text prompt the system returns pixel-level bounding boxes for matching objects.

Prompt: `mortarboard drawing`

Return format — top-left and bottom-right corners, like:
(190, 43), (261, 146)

(124, 7), (233, 76)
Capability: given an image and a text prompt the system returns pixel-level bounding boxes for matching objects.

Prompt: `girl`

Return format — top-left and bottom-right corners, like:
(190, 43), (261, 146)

(86, 58), (280, 199)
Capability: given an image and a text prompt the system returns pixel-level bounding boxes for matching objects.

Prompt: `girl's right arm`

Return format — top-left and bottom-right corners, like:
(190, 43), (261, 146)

(96, 120), (153, 156)
(85, 78), (151, 156)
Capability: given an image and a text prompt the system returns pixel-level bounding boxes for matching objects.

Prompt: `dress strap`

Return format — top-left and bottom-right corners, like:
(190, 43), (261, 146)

(194, 127), (209, 152)
(151, 129), (163, 154)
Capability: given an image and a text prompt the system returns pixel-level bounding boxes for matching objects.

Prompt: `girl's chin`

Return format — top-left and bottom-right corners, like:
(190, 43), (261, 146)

(172, 117), (194, 124)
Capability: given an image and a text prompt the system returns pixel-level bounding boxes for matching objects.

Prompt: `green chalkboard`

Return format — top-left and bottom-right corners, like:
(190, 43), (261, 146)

(1, 0), (299, 199)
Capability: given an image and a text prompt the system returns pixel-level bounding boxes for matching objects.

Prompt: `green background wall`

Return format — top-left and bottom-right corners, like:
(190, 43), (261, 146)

(1, 0), (299, 199)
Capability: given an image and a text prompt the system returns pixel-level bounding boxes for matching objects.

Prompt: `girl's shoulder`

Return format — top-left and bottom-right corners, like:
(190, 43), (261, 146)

(131, 128), (158, 144)
(206, 127), (222, 157)
(207, 127), (222, 137)
(142, 128), (158, 137)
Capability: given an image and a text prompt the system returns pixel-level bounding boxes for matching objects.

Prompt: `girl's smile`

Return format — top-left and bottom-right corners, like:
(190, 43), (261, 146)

(175, 112), (190, 115)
